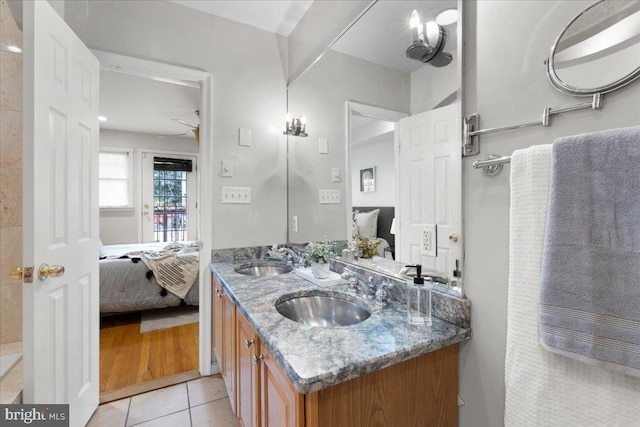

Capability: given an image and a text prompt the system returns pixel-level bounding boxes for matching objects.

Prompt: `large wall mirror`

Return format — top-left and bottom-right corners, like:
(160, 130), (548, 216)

(287, 0), (464, 293)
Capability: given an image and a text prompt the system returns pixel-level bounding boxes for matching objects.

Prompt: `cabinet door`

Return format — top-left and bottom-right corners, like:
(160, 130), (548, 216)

(212, 275), (224, 370)
(237, 311), (260, 427)
(222, 291), (236, 413)
(261, 347), (304, 427)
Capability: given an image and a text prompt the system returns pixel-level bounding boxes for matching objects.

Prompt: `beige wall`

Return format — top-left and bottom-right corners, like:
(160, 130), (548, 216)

(0, 0), (23, 344)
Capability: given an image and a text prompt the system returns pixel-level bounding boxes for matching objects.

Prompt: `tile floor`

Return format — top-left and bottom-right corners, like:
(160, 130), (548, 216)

(88, 375), (239, 427)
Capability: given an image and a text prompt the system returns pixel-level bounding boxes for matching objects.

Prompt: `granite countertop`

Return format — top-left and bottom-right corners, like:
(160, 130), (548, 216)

(210, 261), (471, 394)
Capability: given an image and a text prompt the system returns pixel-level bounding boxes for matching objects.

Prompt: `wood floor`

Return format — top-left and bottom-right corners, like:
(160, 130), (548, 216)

(99, 312), (199, 393)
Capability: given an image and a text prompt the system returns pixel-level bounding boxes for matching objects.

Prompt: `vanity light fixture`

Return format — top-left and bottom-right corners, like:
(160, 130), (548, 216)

(283, 113), (308, 137)
(406, 10), (452, 67)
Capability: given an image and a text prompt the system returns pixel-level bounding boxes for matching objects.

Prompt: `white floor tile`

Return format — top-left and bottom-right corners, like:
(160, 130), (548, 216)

(127, 383), (189, 426)
(191, 399), (239, 427)
(87, 398), (130, 427)
(131, 409), (191, 427)
(187, 375), (228, 407)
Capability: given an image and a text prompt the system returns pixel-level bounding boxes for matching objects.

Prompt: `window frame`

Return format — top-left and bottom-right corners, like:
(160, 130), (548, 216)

(99, 147), (135, 212)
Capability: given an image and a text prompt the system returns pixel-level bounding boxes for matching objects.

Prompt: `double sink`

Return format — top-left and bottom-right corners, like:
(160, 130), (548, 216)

(234, 261), (371, 328)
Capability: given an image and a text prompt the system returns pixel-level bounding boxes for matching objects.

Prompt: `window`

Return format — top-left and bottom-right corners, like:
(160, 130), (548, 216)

(99, 149), (133, 208)
(153, 157), (193, 242)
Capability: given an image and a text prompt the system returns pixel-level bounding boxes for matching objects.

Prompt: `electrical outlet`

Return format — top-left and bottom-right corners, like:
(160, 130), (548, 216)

(420, 224), (437, 257)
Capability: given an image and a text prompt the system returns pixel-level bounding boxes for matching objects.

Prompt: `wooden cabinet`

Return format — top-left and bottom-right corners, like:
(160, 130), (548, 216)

(305, 344), (458, 427)
(212, 275), (236, 413)
(212, 276), (224, 371)
(261, 346), (304, 427)
(214, 278), (457, 427)
(237, 310), (260, 427)
(222, 290), (236, 412)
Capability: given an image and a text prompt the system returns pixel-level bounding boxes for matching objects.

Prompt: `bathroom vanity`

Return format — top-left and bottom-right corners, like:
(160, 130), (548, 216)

(210, 255), (471, 427)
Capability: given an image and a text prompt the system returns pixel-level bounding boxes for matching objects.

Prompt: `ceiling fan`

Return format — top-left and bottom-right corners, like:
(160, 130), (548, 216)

(159, 110), (200, 143)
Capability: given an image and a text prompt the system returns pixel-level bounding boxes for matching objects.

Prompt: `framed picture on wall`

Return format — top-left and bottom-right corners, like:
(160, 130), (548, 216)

(359, 167), (375, 192)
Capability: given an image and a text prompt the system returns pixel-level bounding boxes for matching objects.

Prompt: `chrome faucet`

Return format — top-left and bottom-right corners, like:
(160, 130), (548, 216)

(374, 281), (395, 308)
(399, 265), (418, 276)
(277, 247), (303, 265)
(341, 268), (375, 298)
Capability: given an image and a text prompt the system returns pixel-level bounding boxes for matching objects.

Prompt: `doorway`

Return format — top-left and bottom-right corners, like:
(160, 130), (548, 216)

(94, 51), (215, 400)
(345, 102), (408, 252)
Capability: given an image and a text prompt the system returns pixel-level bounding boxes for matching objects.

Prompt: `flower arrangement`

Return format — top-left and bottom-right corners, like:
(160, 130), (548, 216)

(355, 238), (380, 259)
(304, 240), (336, 264)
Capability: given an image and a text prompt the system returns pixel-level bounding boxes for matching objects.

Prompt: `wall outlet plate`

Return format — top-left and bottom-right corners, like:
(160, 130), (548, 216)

(420, 224), (437, 257)
(238, 128), (251, 146)
(332, 167), (341, 182)
(221, 160), (233, 177)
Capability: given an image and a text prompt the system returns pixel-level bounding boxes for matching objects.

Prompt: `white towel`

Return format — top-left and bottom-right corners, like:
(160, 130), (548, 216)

(505, 145), (640, 427)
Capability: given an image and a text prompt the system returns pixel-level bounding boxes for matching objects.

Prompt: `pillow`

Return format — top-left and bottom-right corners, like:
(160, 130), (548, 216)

(99, 239), (106, 259)
(356, 209), (380, 239)
(352, 210), (360, 240)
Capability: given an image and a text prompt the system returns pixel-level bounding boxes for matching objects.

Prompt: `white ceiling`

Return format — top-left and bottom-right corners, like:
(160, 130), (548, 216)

(169, 0), (313, 36)
(99, 71), (199, 138)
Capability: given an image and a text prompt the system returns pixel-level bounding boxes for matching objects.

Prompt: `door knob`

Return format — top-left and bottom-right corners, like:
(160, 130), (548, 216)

(449, 233), (458, 242)
(38, 264), (65, 281)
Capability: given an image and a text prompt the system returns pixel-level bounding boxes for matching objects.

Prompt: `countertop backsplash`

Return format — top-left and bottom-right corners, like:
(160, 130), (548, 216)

(211, 244), (470, 329)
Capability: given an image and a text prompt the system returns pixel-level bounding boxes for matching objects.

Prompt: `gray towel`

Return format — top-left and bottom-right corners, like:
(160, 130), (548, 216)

(540, 125), (640, 378)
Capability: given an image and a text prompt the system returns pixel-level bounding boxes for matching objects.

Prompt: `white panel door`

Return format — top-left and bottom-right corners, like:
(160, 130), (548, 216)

(23, 2), (100, 425)
(398, 103), (461, 277)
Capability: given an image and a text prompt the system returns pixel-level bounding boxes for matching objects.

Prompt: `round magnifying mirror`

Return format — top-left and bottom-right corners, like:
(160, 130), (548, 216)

(547, 0), (640, 96)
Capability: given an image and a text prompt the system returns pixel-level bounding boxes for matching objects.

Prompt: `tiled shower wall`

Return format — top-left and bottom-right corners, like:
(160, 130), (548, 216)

(0, 0), (23, 344)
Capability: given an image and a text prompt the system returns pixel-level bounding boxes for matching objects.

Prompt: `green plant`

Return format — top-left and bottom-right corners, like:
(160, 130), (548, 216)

(355, 238), (380, 259)
(305, 241), (336, 264)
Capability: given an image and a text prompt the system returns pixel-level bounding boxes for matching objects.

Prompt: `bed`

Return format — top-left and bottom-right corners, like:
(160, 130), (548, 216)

(99, 242), (199, 315)
(352, 206), (395, 258)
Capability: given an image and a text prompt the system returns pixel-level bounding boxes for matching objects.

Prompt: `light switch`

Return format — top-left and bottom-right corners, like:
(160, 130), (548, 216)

(221, 160), (233, 177)
(221, 187), (251, 204)
(292, 215), (299, 232)
(318, 138), (328, 154)
(239, 128), (252, 147)
(332, 168), (341, 182)
(319, 189), (340, 204)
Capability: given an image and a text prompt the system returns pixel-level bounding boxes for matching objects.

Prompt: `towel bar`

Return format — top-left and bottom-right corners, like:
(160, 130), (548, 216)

(472, 154), (512, 176)
(464, 93), (602, 157)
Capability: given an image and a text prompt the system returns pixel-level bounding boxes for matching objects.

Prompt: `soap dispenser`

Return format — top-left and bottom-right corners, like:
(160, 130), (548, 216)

(406, 264), (432, 326)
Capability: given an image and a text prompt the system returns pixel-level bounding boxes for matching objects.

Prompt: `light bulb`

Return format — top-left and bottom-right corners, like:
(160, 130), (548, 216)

(300, 115), (307, 125)
(409, 10), (421, 29)
(285, 113), (292, 122)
